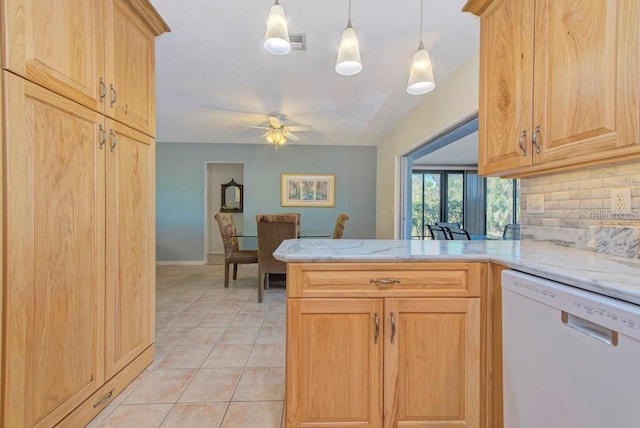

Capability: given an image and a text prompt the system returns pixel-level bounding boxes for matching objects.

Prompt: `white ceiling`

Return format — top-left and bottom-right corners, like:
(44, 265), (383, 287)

(413, 132), (478, 167)
(149, 0), (480, 147)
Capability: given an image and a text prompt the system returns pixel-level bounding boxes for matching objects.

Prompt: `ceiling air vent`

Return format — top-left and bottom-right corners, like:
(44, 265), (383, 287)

(289, 33), (306, 51)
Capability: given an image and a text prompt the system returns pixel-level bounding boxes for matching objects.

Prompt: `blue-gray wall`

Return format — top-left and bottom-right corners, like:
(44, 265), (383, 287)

(157, 142), (377, 262)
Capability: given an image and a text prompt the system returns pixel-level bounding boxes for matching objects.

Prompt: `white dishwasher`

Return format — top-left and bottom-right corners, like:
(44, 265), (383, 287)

(502, 270), (640, 428)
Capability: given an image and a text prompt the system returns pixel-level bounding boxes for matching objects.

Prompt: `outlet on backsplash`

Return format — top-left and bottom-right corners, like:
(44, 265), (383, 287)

(526, 194), (545, 214)
(611, 188), (632, 214)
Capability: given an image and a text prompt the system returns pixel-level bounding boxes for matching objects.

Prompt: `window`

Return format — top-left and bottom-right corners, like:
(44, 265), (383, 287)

(485, 177), (520, 238)
(411, 170), (464, 239)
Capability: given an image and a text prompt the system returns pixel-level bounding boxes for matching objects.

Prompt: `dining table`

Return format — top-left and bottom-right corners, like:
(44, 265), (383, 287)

(232, 231), (331, 238)
(232, 231), (330, 252)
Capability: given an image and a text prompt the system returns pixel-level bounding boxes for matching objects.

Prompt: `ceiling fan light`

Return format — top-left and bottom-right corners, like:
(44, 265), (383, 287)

(335, 25), (362, 76)
(264, 2), (291, 55)
(406, 46), (436, 95)
(266, 128), (287, 145)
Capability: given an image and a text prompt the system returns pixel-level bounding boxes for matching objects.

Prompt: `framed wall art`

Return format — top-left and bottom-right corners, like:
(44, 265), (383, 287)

(281, 173), (335, 207)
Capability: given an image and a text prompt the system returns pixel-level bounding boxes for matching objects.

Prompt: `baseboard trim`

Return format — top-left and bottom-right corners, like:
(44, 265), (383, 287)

(156, 260), (207, 265)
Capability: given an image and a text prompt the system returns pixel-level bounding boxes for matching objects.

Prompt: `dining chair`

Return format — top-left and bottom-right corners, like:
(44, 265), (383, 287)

(214, 213), (259, 288)
(503, 223), (521, 240)
(437, 221), (461, 229)
(427, 224), (450, 240)
(446, 226), (471, 240)
(332, 213), (350, 239)
(256, 213), (300, 302)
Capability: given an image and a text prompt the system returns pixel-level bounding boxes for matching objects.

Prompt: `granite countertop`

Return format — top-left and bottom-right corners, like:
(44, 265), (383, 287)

(274, 239), (640, 305)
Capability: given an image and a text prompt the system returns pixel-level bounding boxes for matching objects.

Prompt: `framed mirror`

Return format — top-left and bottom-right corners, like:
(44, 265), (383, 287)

(221, 179), (243, 213)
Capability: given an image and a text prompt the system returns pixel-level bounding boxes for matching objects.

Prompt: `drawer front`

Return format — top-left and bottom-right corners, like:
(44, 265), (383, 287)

(287, 263), (484, 298)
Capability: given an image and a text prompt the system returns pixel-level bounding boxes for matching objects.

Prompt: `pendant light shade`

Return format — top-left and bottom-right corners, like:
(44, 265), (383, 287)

(335, 22), (362, 76)
(406, 0), (436, 95)
(264, 0), (291, 55)
(407, 42), (436, 95)
(335, 0), (362, 76)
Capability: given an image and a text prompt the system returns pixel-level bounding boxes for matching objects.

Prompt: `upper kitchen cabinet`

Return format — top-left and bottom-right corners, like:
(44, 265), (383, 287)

(1, 0), (169, 136)
(2, 0), (106, 112)
(464, 0), (640, 177)
(104, 0), (163, 136)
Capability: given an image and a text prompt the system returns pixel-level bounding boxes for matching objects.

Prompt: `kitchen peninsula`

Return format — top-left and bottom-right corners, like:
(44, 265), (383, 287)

(275, 238), (640, 427)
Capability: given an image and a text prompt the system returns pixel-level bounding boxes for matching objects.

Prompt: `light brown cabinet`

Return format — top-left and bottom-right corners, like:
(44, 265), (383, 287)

(105, 0), (159, 136)
(287, 298), (384, 427)
(105, 119), (155, 378)
(2, 0), (165, 136)
(285, 263), (483, 428)
(0, 1), (167, 426)
(3, 72), (106, 428)
(465, 0), (640, 177)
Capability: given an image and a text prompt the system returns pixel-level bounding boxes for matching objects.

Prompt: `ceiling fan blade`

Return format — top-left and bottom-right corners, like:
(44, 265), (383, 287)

(287, 125), (313, 132)
(269, 116), (281, 128)
(287, 132), (301, 142)
(241, 125), (269, 130)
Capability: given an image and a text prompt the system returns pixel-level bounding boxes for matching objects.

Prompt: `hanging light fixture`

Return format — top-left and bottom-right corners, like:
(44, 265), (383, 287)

(264, 0), (291, 55)
(266, 127), (288, 146)
(335, 0), (362, 76)
(406, 0), (436, 95)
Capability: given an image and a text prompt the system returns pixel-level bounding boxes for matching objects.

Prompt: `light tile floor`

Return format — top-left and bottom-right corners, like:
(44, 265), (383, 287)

(87, 261), (285, 428)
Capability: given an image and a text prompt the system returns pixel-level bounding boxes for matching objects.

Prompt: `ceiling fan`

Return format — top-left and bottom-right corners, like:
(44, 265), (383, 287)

(242, 115), (312, 146)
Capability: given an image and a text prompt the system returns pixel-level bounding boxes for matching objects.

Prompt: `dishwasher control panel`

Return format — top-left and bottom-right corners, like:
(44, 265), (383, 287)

(502, 270), (640, 341)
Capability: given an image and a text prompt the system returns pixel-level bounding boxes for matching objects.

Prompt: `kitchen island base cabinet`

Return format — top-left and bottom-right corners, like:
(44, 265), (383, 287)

(286, 299), (383, 427)
(384, 298), (480, 427)
(285, 263), (483, 428)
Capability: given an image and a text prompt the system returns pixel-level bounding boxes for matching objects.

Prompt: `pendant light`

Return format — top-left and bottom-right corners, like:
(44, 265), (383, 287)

(335, 0), (362, 76)
(406, 0), (436, 95)
(264, 0), (291, 55)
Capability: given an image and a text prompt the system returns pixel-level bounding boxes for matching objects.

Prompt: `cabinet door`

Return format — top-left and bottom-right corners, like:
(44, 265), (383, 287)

(105, 119), (155, 377)
(384, 298), (480, 428)
(3, 72), (105, 427)
(105, 0), (156, 136)
(478, 0), (534, 176)
(532, 0), (640, 164)
(1, 0), (106, 111)
(286, 299), (383, 428)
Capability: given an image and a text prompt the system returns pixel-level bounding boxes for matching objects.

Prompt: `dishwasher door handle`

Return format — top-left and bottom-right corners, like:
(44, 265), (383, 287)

(561, 311), (618, 346)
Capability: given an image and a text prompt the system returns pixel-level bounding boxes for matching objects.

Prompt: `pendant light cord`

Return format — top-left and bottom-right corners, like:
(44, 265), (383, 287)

(347, 0), (352, 28)
(419, 0), (424, 49)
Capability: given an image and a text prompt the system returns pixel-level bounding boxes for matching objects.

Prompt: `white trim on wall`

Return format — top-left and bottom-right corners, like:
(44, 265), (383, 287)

(395, 155), (404, 239)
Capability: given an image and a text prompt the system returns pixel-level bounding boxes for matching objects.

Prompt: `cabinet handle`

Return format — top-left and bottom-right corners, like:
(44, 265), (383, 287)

(110, 83), (118, 107)
(109, 129), (118, 152)
(99, 124), (106, 149)
(93, 388), (115, 408)
(532, 125), (541, 154)
(374, 312), (379, 344)
(390, 311), (396, 344)
(99, 77), (107, 103)
(518, 129), (527, 157)
(370, 278), (400, 288)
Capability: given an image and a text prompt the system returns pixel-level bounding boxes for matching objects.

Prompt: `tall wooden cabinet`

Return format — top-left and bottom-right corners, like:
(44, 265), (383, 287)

(0, 1), (168, 426)
(3, 72), (106, 428)
(465, 0), (640, 177)
(285, 263), (484, 428)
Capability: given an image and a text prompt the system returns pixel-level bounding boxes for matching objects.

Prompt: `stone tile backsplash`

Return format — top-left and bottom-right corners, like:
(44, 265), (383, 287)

(520, 162), (640, 249)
